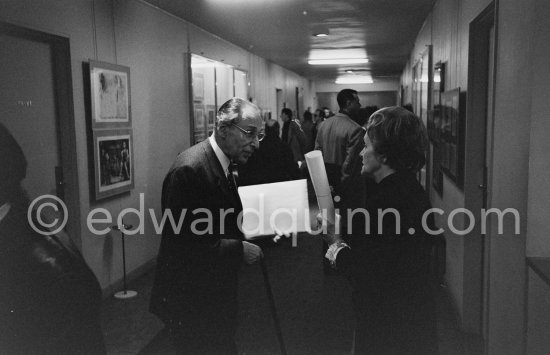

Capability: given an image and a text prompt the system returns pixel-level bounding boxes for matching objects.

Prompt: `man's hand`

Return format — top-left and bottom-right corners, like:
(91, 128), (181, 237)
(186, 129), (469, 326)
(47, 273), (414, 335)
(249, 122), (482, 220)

(272, 228), (292, 244)
(242, 241), (263, 264)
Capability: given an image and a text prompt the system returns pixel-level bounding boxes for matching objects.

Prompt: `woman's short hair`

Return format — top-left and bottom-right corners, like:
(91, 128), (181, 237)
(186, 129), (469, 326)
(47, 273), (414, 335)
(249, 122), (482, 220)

(366, 106), (427, 172)
(216, 97), (260, 127)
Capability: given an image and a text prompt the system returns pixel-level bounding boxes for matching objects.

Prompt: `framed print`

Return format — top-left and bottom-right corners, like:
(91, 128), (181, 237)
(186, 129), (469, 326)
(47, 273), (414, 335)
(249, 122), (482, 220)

(93, 129), (134, 200)
(194, 105), (205, 129)
(193, 104), (206, 144)
(193, 72), (204, 102)
(89, 60), (131, 129)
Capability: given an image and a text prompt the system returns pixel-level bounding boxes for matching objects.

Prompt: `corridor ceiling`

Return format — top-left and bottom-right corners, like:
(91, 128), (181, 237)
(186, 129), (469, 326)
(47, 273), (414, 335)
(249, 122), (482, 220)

(143, 0), (436, 82)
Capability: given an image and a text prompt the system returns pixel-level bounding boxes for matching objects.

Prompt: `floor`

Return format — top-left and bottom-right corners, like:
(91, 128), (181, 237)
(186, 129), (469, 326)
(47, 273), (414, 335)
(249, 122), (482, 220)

(101, 232), (469, 355)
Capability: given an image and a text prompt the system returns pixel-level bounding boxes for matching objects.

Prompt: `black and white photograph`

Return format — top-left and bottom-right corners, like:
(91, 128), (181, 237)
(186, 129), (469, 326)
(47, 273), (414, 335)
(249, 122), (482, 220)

(1, 1), (547, 354)
(93, 129), (134, 200)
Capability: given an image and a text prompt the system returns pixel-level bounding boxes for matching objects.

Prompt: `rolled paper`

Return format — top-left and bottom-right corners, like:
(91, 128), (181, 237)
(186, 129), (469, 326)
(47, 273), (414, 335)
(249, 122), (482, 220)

(305, 150), (335, 224)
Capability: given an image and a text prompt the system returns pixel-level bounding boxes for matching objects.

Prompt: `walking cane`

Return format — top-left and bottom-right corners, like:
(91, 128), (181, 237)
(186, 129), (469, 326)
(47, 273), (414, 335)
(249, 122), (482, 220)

(260, 256), (287, 355)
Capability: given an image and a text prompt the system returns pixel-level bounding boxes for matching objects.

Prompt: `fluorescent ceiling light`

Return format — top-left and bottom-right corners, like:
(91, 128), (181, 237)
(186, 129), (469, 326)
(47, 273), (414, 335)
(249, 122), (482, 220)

(308, 48), (368, 65)
(335, 76), (373, 84)
(309, 58), (368, 65)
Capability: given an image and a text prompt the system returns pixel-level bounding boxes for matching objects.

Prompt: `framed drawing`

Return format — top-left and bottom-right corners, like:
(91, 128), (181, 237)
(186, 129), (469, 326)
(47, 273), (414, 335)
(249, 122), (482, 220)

(193, 72), (204, 102)
(194, 105), (205, 129)
(89, 60), (131, 129)
(193, 104), (206, 144)
(93, 129), (134, 200)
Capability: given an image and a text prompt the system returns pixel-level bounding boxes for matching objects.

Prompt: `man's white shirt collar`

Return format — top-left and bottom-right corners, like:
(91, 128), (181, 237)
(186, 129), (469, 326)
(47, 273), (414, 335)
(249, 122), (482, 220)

(209, 134), (231, 175)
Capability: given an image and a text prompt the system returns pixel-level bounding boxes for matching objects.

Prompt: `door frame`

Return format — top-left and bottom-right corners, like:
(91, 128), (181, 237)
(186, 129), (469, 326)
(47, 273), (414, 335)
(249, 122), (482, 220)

(1, 21), (81, 247)
(463, 0), (497, 341)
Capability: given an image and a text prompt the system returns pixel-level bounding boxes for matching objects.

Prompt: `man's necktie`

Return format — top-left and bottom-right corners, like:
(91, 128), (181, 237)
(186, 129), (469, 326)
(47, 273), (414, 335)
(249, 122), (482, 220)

(227, 163), (239, 192)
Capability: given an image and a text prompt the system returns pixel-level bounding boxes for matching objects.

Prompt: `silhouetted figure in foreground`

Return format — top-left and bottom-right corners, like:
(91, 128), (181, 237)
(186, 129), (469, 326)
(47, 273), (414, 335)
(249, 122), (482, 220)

(0, 123), (105, 354)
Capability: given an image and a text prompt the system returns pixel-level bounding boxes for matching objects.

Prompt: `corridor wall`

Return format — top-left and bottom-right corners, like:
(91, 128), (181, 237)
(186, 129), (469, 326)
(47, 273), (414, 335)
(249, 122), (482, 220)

(401, 0), (536, 353)
(1, 0), (315, 294)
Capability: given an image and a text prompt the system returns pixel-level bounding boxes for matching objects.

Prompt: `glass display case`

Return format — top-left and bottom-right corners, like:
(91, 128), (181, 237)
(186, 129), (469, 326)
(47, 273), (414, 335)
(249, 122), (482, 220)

(191, 54), (249, 144)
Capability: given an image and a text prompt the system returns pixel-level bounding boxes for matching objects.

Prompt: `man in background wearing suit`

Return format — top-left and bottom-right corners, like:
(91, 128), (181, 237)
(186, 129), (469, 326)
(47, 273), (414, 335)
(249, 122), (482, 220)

(315, 89), (366, 270)
(150, 97), (265, 354)
(315, 89), (365, 193)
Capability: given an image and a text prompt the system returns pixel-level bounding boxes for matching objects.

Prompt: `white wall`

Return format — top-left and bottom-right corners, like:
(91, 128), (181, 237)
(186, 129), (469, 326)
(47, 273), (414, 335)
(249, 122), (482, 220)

(402, 0), (537, 352)
(1, 0), (315, 293)
(400, 0), (492, 331)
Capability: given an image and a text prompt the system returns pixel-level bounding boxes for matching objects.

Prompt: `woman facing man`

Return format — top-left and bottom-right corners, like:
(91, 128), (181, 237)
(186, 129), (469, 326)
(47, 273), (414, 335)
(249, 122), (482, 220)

(322, 106), (438, 354)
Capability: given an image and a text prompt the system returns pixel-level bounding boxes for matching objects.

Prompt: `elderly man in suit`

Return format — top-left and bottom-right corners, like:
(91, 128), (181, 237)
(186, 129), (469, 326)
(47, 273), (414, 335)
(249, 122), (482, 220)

(150, 97), (265, 354)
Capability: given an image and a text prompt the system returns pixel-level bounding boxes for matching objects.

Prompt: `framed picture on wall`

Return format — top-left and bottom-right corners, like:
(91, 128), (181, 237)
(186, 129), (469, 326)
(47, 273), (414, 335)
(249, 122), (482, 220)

(194, 105), (205, 129)
(193, 104), (206, 144)
(438, 88), (464, 188)
(92, 129), (134, 200)
(89, 60), (131, 129)
(193, 72), (204, 102)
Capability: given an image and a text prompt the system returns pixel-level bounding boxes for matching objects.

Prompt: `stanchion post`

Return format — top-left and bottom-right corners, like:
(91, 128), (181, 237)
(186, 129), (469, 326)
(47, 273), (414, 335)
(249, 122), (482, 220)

(111, 221), (137, 299)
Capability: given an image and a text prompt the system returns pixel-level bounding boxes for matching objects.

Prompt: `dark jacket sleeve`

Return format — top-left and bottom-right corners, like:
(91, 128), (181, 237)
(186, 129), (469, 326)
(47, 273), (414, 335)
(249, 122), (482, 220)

(161, 164), (243, 269)
(288, 121), (307, 162)
(341, 126), (366, 184)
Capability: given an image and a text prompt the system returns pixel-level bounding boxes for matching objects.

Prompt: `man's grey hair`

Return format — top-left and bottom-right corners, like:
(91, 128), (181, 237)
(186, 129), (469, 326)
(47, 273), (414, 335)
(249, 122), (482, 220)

(216, 97), (261, 127)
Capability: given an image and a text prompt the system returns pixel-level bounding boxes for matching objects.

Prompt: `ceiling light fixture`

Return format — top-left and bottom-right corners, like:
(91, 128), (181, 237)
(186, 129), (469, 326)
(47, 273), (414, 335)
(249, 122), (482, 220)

(309, 58), (368, 65)
(335, 75), (373, 84)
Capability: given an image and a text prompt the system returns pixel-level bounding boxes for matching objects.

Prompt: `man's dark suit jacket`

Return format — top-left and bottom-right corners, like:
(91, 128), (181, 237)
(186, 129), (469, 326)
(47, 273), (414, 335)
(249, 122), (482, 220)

(150, 139), (244, 342)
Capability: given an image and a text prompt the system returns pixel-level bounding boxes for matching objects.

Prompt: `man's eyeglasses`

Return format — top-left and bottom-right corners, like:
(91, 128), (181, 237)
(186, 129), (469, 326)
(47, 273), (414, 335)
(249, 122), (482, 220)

(231, 123), (265, 141)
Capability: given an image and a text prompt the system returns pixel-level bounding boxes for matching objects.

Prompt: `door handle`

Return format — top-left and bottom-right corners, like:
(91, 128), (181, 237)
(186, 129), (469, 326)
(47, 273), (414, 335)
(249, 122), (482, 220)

(55, 166), (65, 200)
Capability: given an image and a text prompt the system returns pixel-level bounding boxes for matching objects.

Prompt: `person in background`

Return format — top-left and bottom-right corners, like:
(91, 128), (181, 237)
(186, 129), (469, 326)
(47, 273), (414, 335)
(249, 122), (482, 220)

(315, 90), (365, 271)
(0, 123), (105, 354)
(239, 119), (300, 186)
(150, 98), (264, 354)
(280, 108), (307, 166)
(321, 106), (438, 354)
(301, 110), (315, 153)
(315, 90), (364, 194)
(312, 108), (324, 144)
(323, 106), (334, 119)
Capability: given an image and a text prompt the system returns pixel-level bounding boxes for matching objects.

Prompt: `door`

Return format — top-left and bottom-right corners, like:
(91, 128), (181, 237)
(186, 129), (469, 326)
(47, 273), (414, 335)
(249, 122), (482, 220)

(0, 31), (60, 200)
(463, 2), (496, 345)
(0, 22), (79, 244)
